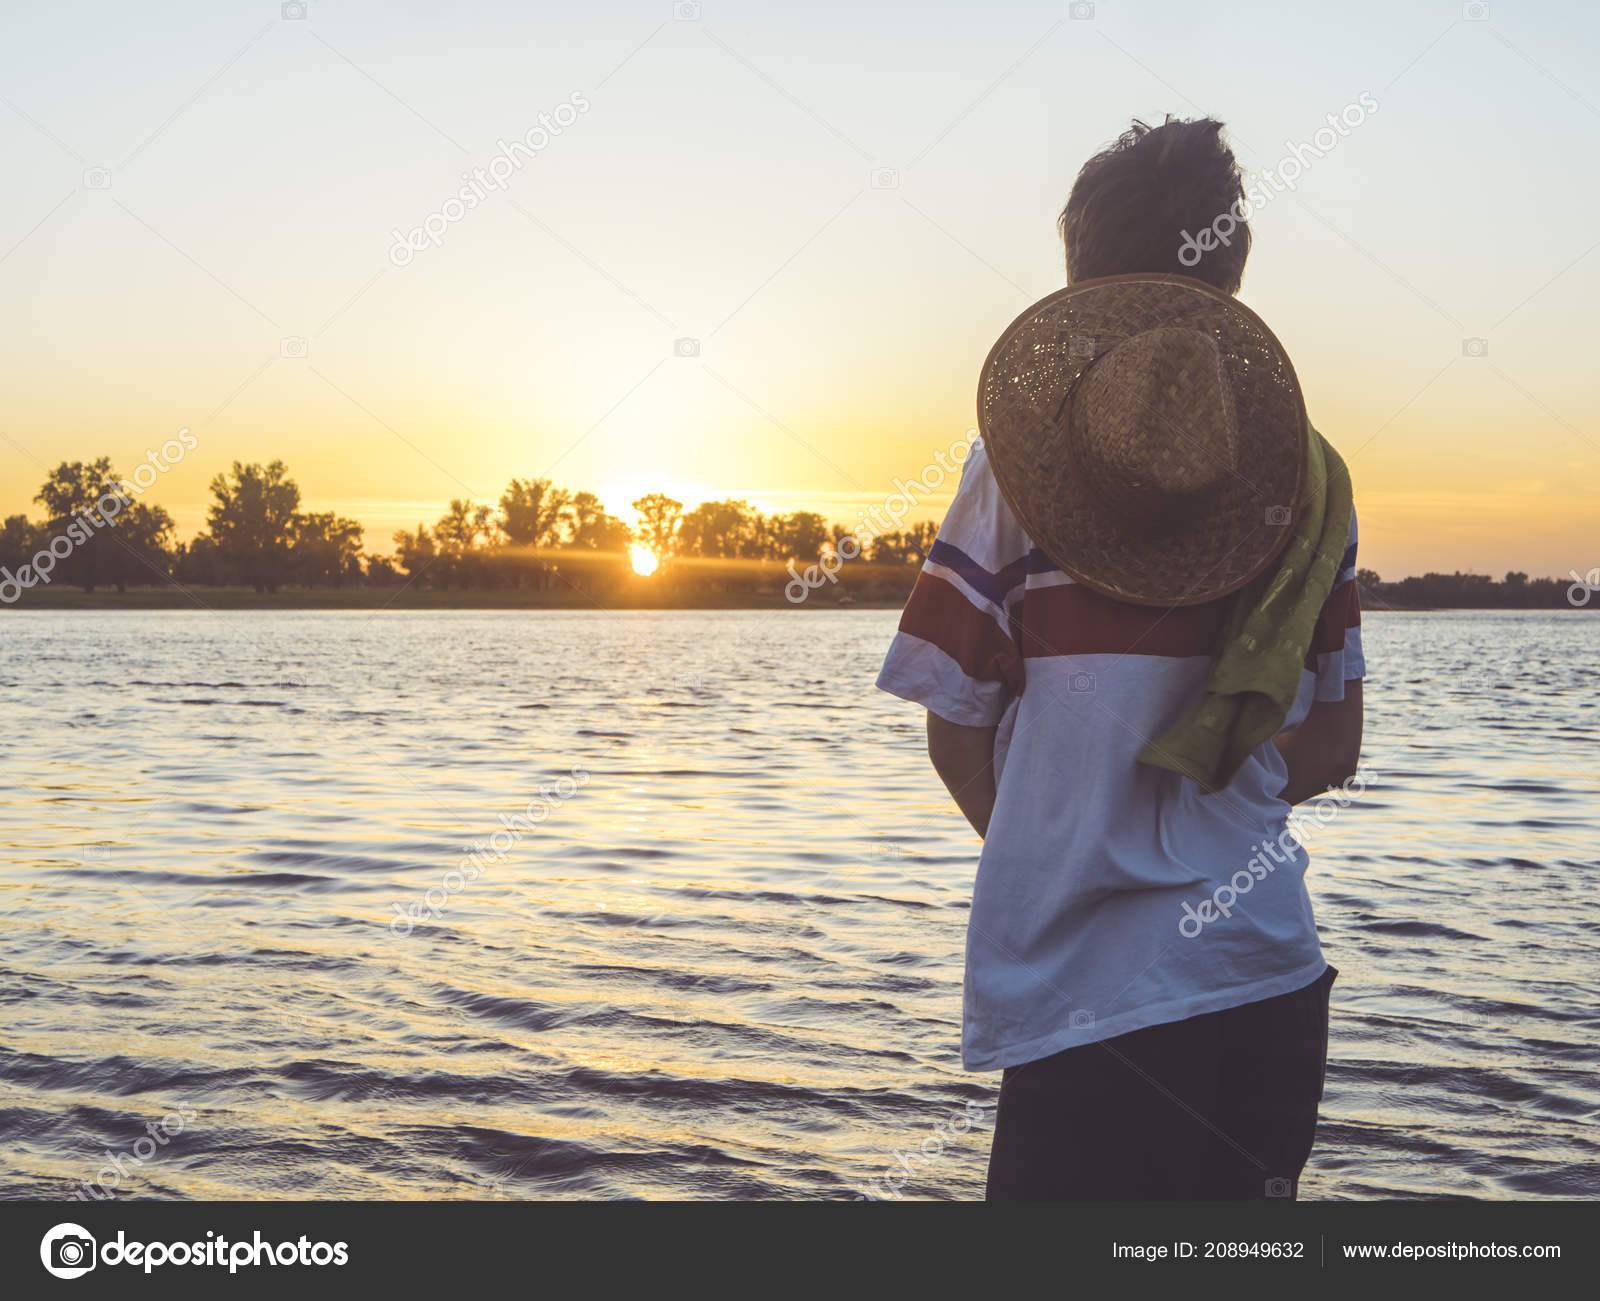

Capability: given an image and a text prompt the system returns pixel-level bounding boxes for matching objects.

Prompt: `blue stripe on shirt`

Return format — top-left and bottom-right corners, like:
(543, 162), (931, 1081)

(927, 540), (1028, 608)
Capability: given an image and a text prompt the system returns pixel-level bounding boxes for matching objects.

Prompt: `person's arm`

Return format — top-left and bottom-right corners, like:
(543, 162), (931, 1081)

(926, 710), (998, 837)
(1272, 680), (1363, 805)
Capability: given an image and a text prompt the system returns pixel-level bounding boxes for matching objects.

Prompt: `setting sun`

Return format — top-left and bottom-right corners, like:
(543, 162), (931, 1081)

(629, 544), (659, 577)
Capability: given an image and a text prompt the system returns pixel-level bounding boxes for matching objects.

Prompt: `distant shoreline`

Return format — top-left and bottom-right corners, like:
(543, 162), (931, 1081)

(1, 585), (1591, 613)
(0, 585), (902, 611)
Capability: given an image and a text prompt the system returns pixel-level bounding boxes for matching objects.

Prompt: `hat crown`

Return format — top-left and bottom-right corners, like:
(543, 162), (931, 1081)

(976, 273), (1308, 607)
(1069, 327), (1238, 529)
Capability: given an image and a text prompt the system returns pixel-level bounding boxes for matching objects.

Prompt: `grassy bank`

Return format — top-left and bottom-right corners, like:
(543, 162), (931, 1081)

(0, 551), (934, 611)
(1, 580), (910, 611)
(7, 578), (1578, 613)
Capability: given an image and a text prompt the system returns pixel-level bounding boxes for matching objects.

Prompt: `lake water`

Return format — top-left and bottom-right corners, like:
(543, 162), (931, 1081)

(1, 609), (1596, 1200)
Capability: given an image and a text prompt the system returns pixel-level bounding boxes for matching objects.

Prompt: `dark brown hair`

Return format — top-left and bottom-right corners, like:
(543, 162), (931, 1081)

(1059, 116), (1250, 294)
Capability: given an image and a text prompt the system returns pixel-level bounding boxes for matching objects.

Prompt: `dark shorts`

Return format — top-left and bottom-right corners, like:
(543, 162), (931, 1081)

(985, 965), (1337, 1201)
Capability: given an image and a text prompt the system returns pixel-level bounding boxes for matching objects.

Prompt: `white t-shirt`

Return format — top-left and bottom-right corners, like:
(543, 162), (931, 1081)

(876, 438), (1364, 1071)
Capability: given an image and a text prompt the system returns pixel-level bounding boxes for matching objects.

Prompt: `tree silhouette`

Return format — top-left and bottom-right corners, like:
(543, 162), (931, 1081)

(497, 478), (570, 548)
(292, 512), (364, 587)
(172, 533), (223, 586)
(566, 491), (630, 550)
(431, 499), (493, 588)
(0, 514), (41, 579)
(34, 458), (115, 521)
(434, 499), (490, 554)
(773, 510), (828, 561)
(903, 520), (939, 566)
(631, 493), (682, 557)
(205, 461), (301, 592)
(104, 502), (176, 591)
(677, 499), (758, 557)
(392, 525), (436, 582)
(32, 457), (125, 591)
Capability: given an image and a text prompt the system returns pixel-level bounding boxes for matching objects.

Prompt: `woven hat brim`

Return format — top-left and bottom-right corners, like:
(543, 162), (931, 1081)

(977, 273), (1307, 608)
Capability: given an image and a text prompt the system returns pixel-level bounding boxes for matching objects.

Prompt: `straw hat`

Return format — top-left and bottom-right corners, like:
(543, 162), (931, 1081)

(977, 273), (1308, 607)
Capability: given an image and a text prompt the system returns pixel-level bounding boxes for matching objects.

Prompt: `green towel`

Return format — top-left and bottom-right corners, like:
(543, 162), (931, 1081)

(1137, 426), (1353, 795)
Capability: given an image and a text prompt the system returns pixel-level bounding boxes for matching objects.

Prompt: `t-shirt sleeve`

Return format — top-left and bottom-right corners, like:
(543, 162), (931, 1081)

(875, 441), (1028, 727)
(1306, 508), (1365, 701)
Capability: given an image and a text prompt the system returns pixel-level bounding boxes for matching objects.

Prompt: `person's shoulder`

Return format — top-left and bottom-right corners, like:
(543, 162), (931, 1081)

(1313, 423), (1359, 562)
(958, 433), (991, 476)
(929, 435), (1033, 581)
(1316, 425), (1358, 548)
(947, 437), (1026, 533)
(1340, 504), (1359, 575)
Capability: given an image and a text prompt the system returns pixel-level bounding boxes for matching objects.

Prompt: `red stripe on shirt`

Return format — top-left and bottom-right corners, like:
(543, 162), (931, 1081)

(1304, 578), (1361, 667)
(1016, 582), (1227, 659)
(899, 571), (1024, 693)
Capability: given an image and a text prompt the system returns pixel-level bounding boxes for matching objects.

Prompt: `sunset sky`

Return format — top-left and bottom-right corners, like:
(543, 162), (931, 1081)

(2, 0), (1596, 579)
